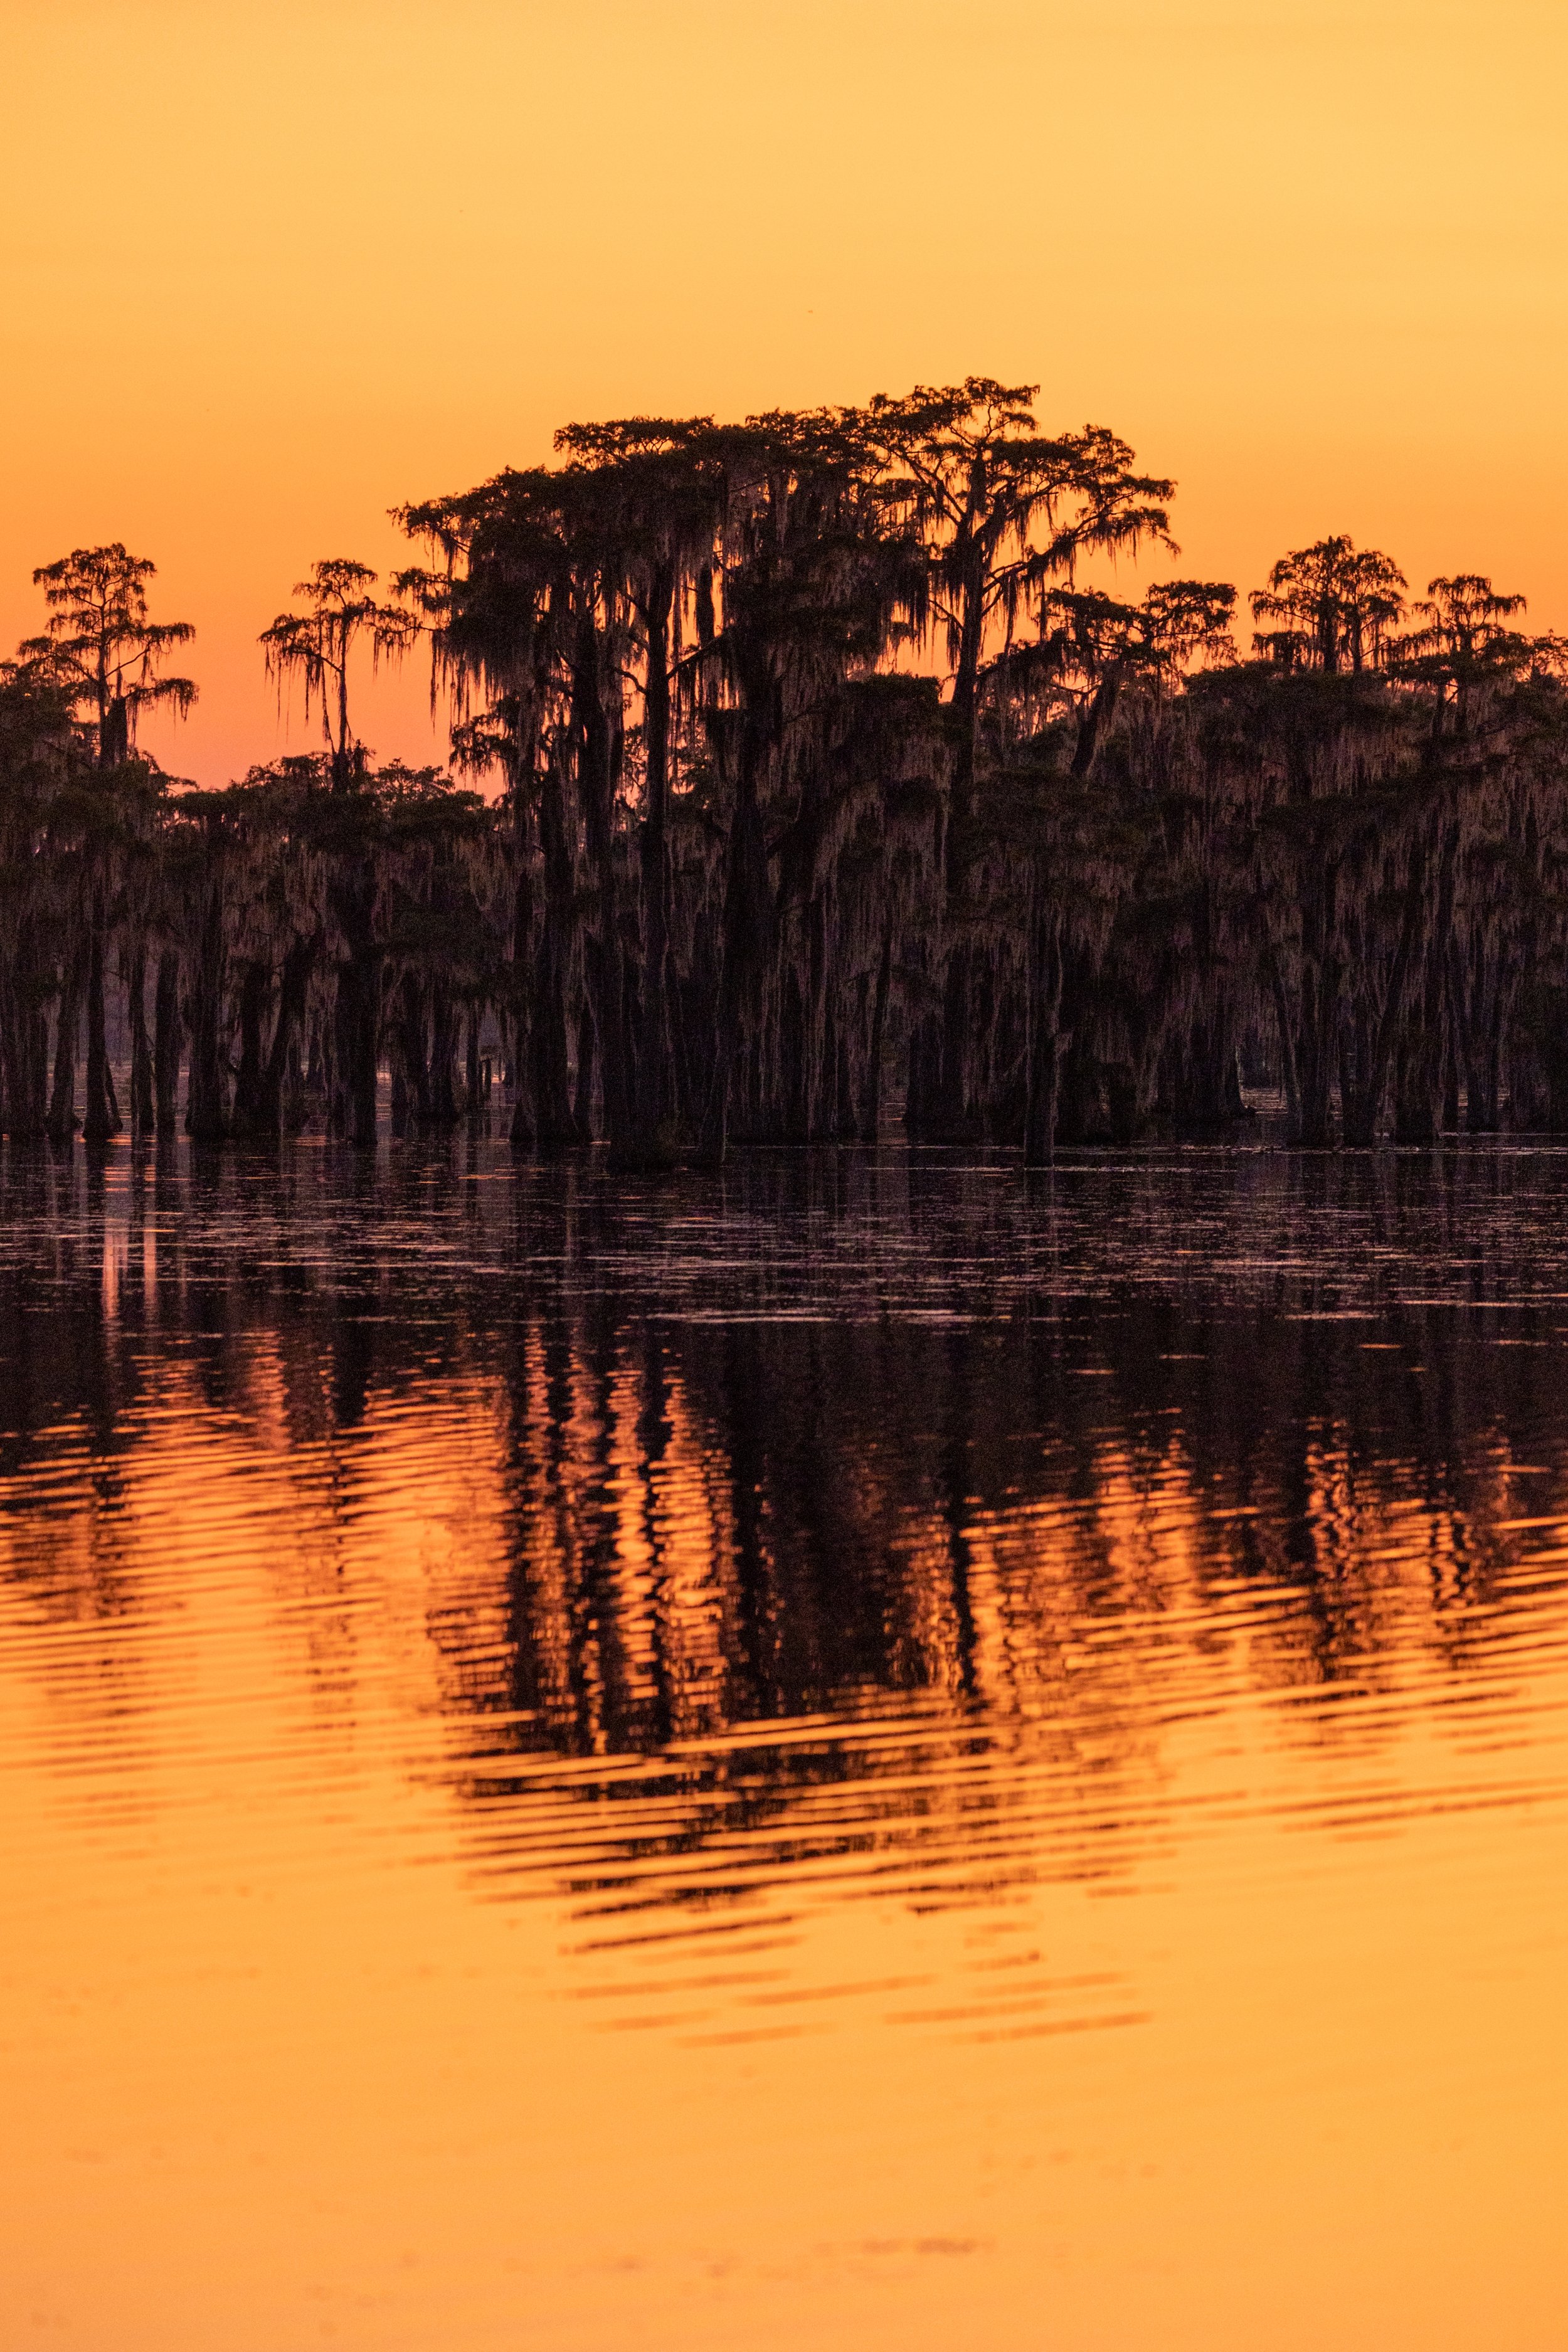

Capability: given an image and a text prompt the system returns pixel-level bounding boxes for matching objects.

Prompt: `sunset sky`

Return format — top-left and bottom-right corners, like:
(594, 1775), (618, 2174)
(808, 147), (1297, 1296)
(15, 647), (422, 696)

(4, 0), (1564, 784)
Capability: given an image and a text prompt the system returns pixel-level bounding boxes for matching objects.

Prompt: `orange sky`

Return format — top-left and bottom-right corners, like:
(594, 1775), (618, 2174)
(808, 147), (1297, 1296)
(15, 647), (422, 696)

(3, 0), (1565, 785)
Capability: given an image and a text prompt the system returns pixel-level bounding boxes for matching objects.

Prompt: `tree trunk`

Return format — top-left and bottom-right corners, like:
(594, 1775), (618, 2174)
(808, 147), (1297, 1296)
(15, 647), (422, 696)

(1023, 877), (1065, 1167)
(428, 980), (462, 1127)
(154, 950), (182, 1136)
(47, 946), (86, 1144)
(186, 858), (230, 1143)
(329, 854), (380, 1150)
(1394, 817), (1458, 1146)
(0, 944), (48, 1138)
(575, 608), (630, 1153)
(701, 707), (771, 1164)
(465, 1002), (484, 1131)
(1294, 850), (1340, 1147)
(628, 563), (676, 1163)
(231, 960), (271, 1136)
(125, 943), (155, 1136)
(255, 936), (315, 1138)
(531, 761), (581, 1151)
(82, 889), (119, 1145)
(860, 917), (894, 1143)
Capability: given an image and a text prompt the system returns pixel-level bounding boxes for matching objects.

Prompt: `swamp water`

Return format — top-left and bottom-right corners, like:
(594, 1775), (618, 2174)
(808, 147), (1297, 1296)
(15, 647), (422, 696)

(2, 1140), (1567, 2349)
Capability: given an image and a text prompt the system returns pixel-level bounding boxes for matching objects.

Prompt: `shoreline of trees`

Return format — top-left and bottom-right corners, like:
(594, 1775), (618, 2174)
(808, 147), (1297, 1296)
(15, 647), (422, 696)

(4, 376), (1566, 1163)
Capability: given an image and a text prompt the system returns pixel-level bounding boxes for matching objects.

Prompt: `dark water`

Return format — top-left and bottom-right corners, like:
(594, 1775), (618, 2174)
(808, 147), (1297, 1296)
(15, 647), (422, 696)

(4, 1141), (1567, 2349)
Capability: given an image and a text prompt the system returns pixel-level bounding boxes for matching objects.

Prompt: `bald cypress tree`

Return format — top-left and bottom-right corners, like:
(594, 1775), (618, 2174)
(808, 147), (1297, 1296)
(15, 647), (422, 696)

(19, 547), (195, 1145)
(853, 380), (1174, 1138)
(8, 385), (1568, 1169)
(260, 562), (421, 1144)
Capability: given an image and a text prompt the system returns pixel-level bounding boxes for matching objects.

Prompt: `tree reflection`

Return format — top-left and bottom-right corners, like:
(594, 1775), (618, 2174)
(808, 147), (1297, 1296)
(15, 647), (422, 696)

(0, 1142), (1565, 1919)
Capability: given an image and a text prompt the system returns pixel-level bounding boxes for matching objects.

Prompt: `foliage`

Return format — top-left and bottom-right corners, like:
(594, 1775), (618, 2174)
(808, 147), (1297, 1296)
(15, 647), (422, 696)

(8, 395), (1568, 1158)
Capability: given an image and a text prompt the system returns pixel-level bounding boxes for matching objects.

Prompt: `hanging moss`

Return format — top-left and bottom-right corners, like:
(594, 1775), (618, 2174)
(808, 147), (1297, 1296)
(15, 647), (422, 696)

(6, 436), (1568, 1158)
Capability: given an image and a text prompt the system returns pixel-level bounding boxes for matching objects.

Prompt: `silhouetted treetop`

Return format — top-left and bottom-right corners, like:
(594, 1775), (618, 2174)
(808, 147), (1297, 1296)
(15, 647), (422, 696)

(1251, 536), (1407, 674)
(6, 380), (1568, 1168)
(260, 559), (421, 790)
(21, 544), (195, 768)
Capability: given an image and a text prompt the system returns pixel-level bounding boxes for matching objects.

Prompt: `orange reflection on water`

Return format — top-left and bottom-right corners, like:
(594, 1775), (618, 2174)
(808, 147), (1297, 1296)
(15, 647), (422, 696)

(2, 1148), (1568, 2346)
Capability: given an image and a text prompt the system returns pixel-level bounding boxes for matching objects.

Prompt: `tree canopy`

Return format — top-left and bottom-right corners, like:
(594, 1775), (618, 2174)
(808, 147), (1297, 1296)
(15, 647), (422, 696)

(4, 384), (1568, 1160)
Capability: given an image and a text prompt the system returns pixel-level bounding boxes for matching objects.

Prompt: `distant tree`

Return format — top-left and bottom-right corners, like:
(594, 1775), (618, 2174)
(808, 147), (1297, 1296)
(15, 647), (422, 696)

(1003, 577), (1236, 778)
(687, 411), (928, 1159)
(861, 381), (1172, 806)
(985, 578), (1237, 1157)
(1392, 575), (1532, 726)
(260, 559), (420, 792)
(1389, 576), (1540, 1137)
(23, 544), (195, 767)
(1251, 536), (1407, 674)
(0, 659), (83, 1137)
(550, 418), (728, 1162)
(14, 548), (193, 1142)
(258, 561), (425, 1142)
(853, 377), (1175, 1136)
(400, 426), (733, 1158)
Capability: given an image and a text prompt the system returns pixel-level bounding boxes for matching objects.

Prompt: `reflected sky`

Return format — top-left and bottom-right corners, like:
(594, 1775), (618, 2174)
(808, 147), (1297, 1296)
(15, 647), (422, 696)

(3, 1142), (1567, 2348)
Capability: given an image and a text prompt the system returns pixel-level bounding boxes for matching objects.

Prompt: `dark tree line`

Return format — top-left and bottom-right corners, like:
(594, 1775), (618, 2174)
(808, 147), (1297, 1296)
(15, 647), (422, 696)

(5, 380), (1568, 1160)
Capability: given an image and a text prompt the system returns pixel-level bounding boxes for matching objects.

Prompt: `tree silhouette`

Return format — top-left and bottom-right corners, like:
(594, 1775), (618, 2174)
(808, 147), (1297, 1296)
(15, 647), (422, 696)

(855, 378), (1175, 1137)
(5, 388), (1568, 1162)
(260, 559), (420, 791)
(11, 548), (193, 1142)
(1251, 535), (1407, 675)
(23, 544), (195, 767)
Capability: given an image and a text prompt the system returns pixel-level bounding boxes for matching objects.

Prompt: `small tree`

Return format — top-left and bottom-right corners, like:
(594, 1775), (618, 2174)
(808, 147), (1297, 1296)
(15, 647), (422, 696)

(1251, 536), (1407, 674)
(23, 544), (195, 767)
(260, 559), (420, 791)
(16, 547), (193, 1142)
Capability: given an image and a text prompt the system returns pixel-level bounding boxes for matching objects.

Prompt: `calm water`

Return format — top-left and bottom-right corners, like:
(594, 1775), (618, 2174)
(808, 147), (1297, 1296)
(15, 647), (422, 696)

(3, 1140), (1568, 2349)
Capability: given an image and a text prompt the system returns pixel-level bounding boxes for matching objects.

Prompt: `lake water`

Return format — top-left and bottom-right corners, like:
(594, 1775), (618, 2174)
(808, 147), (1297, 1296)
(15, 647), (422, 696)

(3, 1139), (1567, 2350)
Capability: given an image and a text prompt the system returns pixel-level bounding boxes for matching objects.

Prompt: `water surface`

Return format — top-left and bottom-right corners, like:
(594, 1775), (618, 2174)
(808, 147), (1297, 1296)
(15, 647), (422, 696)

(3, 1141), (1567, 2348)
